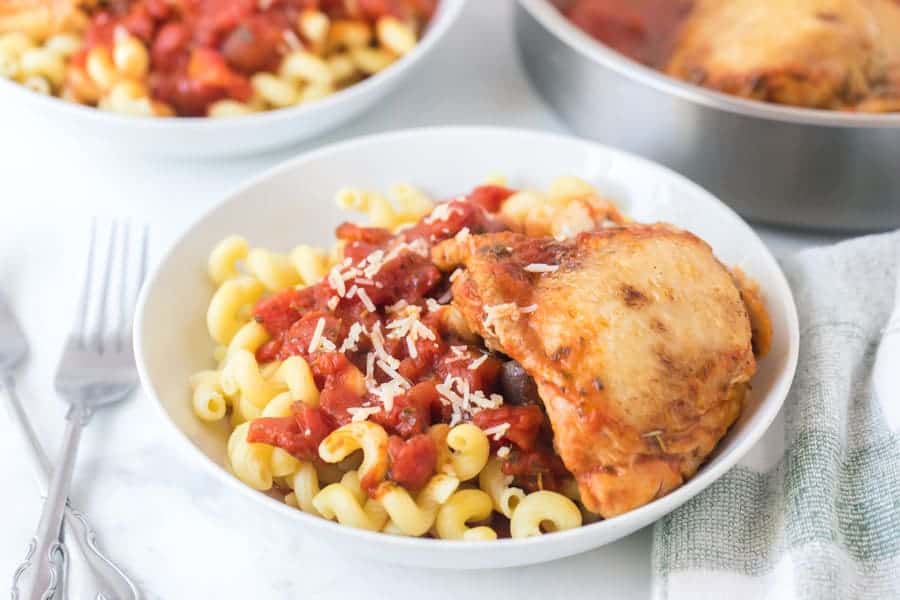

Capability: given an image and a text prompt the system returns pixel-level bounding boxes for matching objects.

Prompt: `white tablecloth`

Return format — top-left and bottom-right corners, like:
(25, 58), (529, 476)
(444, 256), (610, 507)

(0, 1), (845, 598)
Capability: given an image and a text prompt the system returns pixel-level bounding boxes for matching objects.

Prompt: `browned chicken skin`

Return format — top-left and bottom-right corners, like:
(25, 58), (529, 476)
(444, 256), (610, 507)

(665, 0), (900, 111)
(434, 225), (763, 517)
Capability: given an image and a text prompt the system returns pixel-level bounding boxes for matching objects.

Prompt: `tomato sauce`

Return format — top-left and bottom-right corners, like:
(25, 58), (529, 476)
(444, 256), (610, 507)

(244, 184), (574, 499)
(559, 0), (692, 67)
(75, 0), (437, 115)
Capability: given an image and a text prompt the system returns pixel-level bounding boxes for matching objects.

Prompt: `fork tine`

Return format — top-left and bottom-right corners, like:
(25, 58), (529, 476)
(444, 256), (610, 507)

(73, 220), (98, 349)
(118, 223), (149, 351)
(93, 221), (119, 354)
(137, 224), (149, 290)
(115, 222), (131, 352)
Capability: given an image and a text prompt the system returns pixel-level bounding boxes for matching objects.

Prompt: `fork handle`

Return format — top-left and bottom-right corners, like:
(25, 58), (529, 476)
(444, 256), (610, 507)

(14, 406), (85, 600)
(2, 378), (139, 600)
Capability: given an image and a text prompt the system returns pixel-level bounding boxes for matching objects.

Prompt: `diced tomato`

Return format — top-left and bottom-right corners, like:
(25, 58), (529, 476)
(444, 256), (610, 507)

(410, 0), (438, 18)
(84, 12), (117, 49)
(319, 385), (366, 426)
(145, 0), (171, 20)
(311, 351), (356, 378)
(149, 72), (227, 116)
(501, 447), (570, 493)
(563, 0), (691, 67)
(387, 434), (436, 490)
(357, 0), (435, 19)
(472, 405), (545, 451)
(188, 48), (240, 89)
(253, 288), (305, 336)
(246, 405), (333, 460)
(401, 198), (504, 245)
(151, 22), (191, 71)
(120, 2), (156, 41)
(279, 312), (343, 360)
(255, 338), (282, 364)
(193, 0), (257, 46)
(365, 252), (442, 306)
(357, 0), (402, 18)
(221, 17), (283, 73)
(436, 349), (502, 396)
(336, 222), (393, 246)
(372, 381), (439, 437)
(468, 185), (516, 213)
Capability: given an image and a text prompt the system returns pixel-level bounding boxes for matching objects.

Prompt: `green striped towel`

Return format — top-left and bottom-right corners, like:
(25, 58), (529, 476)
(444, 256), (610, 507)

(653, 231), (900, 600)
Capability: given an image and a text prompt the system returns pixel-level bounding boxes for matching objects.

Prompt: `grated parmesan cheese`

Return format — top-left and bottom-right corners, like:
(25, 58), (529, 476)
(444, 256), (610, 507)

(483, 303), (520, 330)
(436, 374), (504, 426)
(387, 299), (408, 313)
(357, 287), (376, 313)
(369, 322), (399, 370)
(282, 29), (302, 50)
(368, 378), (406, 413)
(365, 352), (375, 382)
(339, 322), (366, 353)
(347, 405), (382, 422)
(468, 353), (489, 370)
(524, 263), (559, 273)
(424, 201), (463, 224)
(519, 304), (538, 314)
(327, 266), (346, 297)
(481, 422), (511, 441)
(376, 359), (411, 388)
(308, 317), (326, 354)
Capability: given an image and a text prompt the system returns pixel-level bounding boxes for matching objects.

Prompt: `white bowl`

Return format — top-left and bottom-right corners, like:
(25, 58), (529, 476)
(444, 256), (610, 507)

(0, 0), (463, 158)
(134, 126), (799, 569)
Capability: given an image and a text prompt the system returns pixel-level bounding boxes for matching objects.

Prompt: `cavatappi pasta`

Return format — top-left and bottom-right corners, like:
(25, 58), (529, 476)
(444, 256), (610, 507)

(191, 178), (629, 538)
(0, 1), (436, 117)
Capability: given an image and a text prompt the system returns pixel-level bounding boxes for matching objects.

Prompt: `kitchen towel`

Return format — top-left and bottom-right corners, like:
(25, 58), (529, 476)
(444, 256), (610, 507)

(652, 231), (900, 600)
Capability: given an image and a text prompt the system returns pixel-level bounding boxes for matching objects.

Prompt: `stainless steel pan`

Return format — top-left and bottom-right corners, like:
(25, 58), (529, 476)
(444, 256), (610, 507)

(515, 0), (900, 231)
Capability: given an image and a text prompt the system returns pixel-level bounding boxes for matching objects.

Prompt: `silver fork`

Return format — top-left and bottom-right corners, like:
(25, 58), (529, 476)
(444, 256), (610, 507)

(1, 292), (139, 600)
(11, 221), (147, 600)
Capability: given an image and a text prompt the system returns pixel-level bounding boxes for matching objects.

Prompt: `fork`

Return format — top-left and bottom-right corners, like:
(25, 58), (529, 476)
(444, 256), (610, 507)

(1, 292), (139, 600)
(11, 221), (147, 600)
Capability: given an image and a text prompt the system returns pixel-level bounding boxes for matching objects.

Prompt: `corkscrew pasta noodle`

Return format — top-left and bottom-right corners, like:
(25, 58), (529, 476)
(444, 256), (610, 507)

(435, 489), (497, 540)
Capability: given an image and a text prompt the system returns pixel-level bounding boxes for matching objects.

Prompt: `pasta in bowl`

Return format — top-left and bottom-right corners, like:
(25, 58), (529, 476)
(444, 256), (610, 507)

(197, 178), (599, 540)
(1, 0), (434, 117)
(134, 128), (798, 567)
(0, 1), (464, 156)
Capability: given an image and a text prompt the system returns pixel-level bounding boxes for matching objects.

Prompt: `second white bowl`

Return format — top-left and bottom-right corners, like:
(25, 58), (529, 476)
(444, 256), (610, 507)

(0, 0), (464, 158)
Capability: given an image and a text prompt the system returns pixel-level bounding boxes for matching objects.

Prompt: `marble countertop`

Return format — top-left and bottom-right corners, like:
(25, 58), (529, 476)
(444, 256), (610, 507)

(0, 1), (846, 598)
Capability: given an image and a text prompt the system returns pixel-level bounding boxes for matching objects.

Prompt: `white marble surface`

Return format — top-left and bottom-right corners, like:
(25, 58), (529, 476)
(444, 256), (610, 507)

(0, 1), (846, 598)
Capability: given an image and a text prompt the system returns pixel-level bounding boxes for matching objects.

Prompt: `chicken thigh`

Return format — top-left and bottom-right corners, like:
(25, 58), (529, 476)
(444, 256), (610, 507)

(664, 0), (900, 110)
(433, 225), (761, 517)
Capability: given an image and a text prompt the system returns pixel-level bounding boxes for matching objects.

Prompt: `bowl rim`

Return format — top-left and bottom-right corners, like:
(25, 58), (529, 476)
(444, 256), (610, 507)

(0, 0), (464, 128)
(133, 125), (800, 556)
(517, 0), (900, 129)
